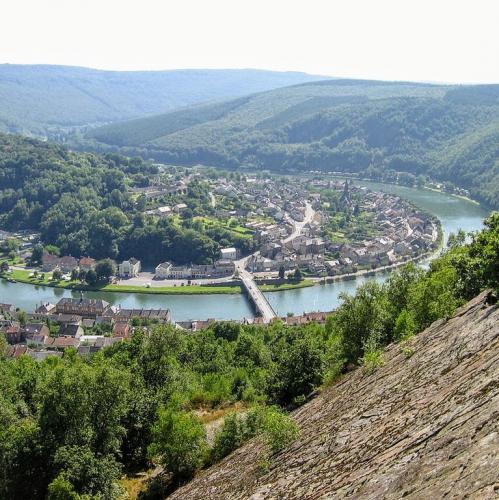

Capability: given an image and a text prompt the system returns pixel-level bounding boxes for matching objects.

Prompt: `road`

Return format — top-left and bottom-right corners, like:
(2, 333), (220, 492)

(282, 202), (315, 244)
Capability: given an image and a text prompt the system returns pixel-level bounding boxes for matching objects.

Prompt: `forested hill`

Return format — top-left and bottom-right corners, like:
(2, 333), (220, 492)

(86, 80), (499, 208)
(0, 65), (325, 134)
(0, 133), (254, 263)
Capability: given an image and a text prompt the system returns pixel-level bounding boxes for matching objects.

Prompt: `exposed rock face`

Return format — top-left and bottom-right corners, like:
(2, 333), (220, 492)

(171, 291), (499, 499)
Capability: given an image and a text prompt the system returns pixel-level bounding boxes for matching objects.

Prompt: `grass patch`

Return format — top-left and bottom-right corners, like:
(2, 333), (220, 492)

(2, 269), (242, 295)
(4, 269), (316, 295)
(258, 279), (315, 292)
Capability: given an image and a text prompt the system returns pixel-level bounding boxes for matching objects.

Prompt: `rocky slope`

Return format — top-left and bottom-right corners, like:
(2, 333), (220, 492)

(171, 290), (499, 499)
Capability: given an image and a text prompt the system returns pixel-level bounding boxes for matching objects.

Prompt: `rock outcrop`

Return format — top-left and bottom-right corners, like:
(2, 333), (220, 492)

(171, 291), (499, 499)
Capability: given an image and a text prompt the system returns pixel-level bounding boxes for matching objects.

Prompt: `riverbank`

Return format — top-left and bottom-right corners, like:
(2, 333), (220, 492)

(321, 250), (435, 285)
(2, 269), (243, 295)
(259, 279), (314, 292)
(303, 172), (484, 207)
(0, 183), (488, 319)
(1, 268), (315, 296)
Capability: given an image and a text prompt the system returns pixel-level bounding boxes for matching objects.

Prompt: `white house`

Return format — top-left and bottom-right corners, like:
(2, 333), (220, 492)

(155, 262), (172, 279)
(174, 203), (188, 213)
(220, 247), (237, 260)
(156, 206), (172, 217)
(118, 258), (141, 278)
(168, 265), (192, 279)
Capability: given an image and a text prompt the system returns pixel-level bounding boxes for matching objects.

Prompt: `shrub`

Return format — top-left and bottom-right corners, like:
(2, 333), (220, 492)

(210, 406), (300, 464)
(210, 413), (244, 463)
(149, 406), (207, 483)
(259, 406), (300, 454)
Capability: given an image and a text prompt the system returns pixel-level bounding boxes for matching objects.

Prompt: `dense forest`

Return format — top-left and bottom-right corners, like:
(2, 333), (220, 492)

(0, 133), (253, 263)
(0, 65), (324, 136)
(1, 214), (497, 498)
(86, 80), (499, 208)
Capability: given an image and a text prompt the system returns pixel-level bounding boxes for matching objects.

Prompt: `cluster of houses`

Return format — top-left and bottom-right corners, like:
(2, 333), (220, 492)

(42, 254), (96, 273)
(154, 247), (237, 280)
(28, 175), (438, 287)
(213, 176), (311, 223)
(322, 190), (438, 275)
(39, 248), (239, 283)
(145, 203), (188, 217)
(247, 181), (437, 276)
(250, 234), (327, 274)
(2, 296), (336, 360)
(1, 298), (171, 360)
(132, 176), (190, 199)
(209, 176), (328, 273)
(175, 311), (332, 331)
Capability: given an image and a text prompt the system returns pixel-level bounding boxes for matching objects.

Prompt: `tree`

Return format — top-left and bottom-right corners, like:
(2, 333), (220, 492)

(85, 269), (97, 286)
(393, 309), (417, 341)
(30, 244), (44, 265)
(213, 321), (241, 342)
(0, 421), (49, 498)
(293, 267), (302, 281)
(95, 259), (115, 282)
(272, 335), (324, 406)
(17, 310), (27, 328)
(278, 265), (285, 279)
(210, 412), (244, 463)
(149, 405), (207, 483)
(46, 475), (79, 500)
(334, 282), (391, 364)
(447, 229), (466, 249)
(51, 446), (122, 499)
(70, 268), (79, 281)
(0, 261), (9, 273)
(258, 406), (300, 454)
(416, 175), (427, 188)
(1, 238), (19, 255)
(52, 269), (62, 281)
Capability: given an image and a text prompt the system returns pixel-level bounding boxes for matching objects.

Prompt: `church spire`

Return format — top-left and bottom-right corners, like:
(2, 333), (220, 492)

(340, 179), (351, 205)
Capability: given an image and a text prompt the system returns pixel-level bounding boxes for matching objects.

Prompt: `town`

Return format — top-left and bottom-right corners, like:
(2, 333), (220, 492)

(1, 295), (332, 361)
(1, 171), (440, 291)
(0, 172), (442, 356)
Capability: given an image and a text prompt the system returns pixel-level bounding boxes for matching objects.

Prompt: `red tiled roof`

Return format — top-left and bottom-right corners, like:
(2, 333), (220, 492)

(113, 322), (131, 337)
(79, 257), (96, 266)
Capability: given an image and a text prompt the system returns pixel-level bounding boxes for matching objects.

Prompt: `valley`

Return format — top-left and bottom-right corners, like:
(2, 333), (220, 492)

(1, 3), (498, 499)
(0, 178), (487, 321)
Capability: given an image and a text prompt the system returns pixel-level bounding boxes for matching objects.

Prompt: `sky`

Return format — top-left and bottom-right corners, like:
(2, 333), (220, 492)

(1, 0), (498, 83)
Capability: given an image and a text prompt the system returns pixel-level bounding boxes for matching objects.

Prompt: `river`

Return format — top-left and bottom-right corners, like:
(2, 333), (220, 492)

(0, 181), (489, 321)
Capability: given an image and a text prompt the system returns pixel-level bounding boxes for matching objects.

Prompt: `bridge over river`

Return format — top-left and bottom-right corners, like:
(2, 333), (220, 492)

(238, 269), (277, 322)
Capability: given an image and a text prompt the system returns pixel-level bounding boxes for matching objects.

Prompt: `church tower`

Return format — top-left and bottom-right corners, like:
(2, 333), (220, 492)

(340, 179), (351, 205)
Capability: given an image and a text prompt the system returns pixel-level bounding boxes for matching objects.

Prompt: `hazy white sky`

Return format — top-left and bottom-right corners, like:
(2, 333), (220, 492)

(1, 0), (498, 83)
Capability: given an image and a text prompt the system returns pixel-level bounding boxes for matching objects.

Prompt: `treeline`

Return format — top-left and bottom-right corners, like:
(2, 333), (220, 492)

(0, 214), (497, 498)
(85, 84), (499, 208)
(0, 134), (252, 264)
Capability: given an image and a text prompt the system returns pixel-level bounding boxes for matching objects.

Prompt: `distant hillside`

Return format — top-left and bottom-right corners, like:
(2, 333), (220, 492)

(86, 80), (499, 208)
(0, 65), (326, 134)
(171, 290), (499, 499)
